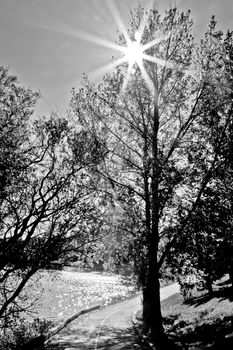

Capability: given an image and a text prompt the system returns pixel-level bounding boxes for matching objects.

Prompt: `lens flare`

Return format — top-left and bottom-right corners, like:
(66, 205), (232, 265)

(123, 39), (143, 66)
(37, 0), (172, 92)
(95, 0), (173, 93)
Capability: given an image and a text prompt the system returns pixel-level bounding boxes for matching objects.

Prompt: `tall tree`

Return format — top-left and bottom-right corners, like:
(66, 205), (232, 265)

(71, 7), (230, 347)
(0, 68), (105, 326)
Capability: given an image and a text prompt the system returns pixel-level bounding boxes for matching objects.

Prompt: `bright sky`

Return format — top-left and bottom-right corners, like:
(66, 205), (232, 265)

(0, 0), (232, 117)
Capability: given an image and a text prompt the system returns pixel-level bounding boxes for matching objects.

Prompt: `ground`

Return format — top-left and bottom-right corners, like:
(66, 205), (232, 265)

(161, 280), (233, 349)
(46, 283), (179, 349)
(45, 276), (233, 349)
(26, 272), (233, 349)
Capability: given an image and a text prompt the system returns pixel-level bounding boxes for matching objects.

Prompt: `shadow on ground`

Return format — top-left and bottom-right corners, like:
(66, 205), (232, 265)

(47, 283), (233, 350)
(93, 326), (137, 350)
(47, 326), (137, 349)
(183, 279), (233, 307)
(164, 312), (233, 349)
(47, 317), (233, 350)
(161, 285), (233, 349)
(166, 319), (233, 350)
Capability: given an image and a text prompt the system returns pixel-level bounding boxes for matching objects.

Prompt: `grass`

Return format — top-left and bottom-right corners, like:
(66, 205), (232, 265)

(134, 277), (233, 349)
(161, 278), (233, 349)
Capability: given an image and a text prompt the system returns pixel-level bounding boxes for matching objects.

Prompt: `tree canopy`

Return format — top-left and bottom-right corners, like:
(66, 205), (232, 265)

(0, 67), (105, 326)
(1, 4), (233, 349)
(70, 7), (233, 346)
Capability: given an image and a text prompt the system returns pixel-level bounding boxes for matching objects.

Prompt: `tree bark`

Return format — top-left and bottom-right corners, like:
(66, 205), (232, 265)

(142, 81), (166, 348)
(206, 274), (213, 295)
(142, 268), (165, 346)
(228, 262), (233, 294)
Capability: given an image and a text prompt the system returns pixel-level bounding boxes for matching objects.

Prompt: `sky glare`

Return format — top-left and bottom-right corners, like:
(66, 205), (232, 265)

(0, 0), (232, 116)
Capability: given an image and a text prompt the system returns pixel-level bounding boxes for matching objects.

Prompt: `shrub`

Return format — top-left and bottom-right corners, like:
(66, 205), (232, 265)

(177, 272), (204, 301)
(0, 317), (52, 350)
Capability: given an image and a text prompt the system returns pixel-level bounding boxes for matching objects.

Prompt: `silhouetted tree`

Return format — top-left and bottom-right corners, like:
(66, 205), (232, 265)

(70, 7), (233, 347)
(0, 68), (105, 325)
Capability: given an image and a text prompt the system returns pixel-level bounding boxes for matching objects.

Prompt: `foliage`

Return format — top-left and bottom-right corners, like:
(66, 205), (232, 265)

(0, 317), (52, 350)
(0, 67), (105, 326)
(70, 5), (233, 343)
(71, 6), (198, 287)
(0, 66), (39, 203)
(167, 27), (233, 294)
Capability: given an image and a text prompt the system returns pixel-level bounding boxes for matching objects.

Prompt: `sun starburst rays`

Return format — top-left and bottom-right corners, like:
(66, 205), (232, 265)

(78, 0), (173, 93)
(142, 53), (174, 70)
(138, 59), (154, 91)
(118, 31), (172, 93)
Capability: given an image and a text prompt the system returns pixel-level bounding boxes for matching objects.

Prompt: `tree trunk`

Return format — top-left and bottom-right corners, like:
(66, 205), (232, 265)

(206, 275), (213, 295)
(141, 81), (166, 348)
(228, 262), (233, 295)
(142, 268), (165, 347)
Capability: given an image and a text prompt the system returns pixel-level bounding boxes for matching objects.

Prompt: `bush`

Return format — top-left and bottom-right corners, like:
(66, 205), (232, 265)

(0, 317), (52, 350)
(177, 273), (205, 301)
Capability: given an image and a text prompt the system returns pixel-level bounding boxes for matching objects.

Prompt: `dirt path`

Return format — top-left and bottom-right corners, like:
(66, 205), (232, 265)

(48, 283), (179, 350)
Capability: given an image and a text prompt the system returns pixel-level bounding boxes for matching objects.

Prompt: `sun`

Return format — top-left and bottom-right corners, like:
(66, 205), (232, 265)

(124, 40), (143, 66)
(90, 0), (173, 93)
(123, 31), (143, 67)
(118, 27), (172, 92)
(63, 0), (173, 92)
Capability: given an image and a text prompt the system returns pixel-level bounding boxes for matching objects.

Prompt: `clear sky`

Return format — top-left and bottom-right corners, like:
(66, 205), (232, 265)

(0, 0), (232, 117)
